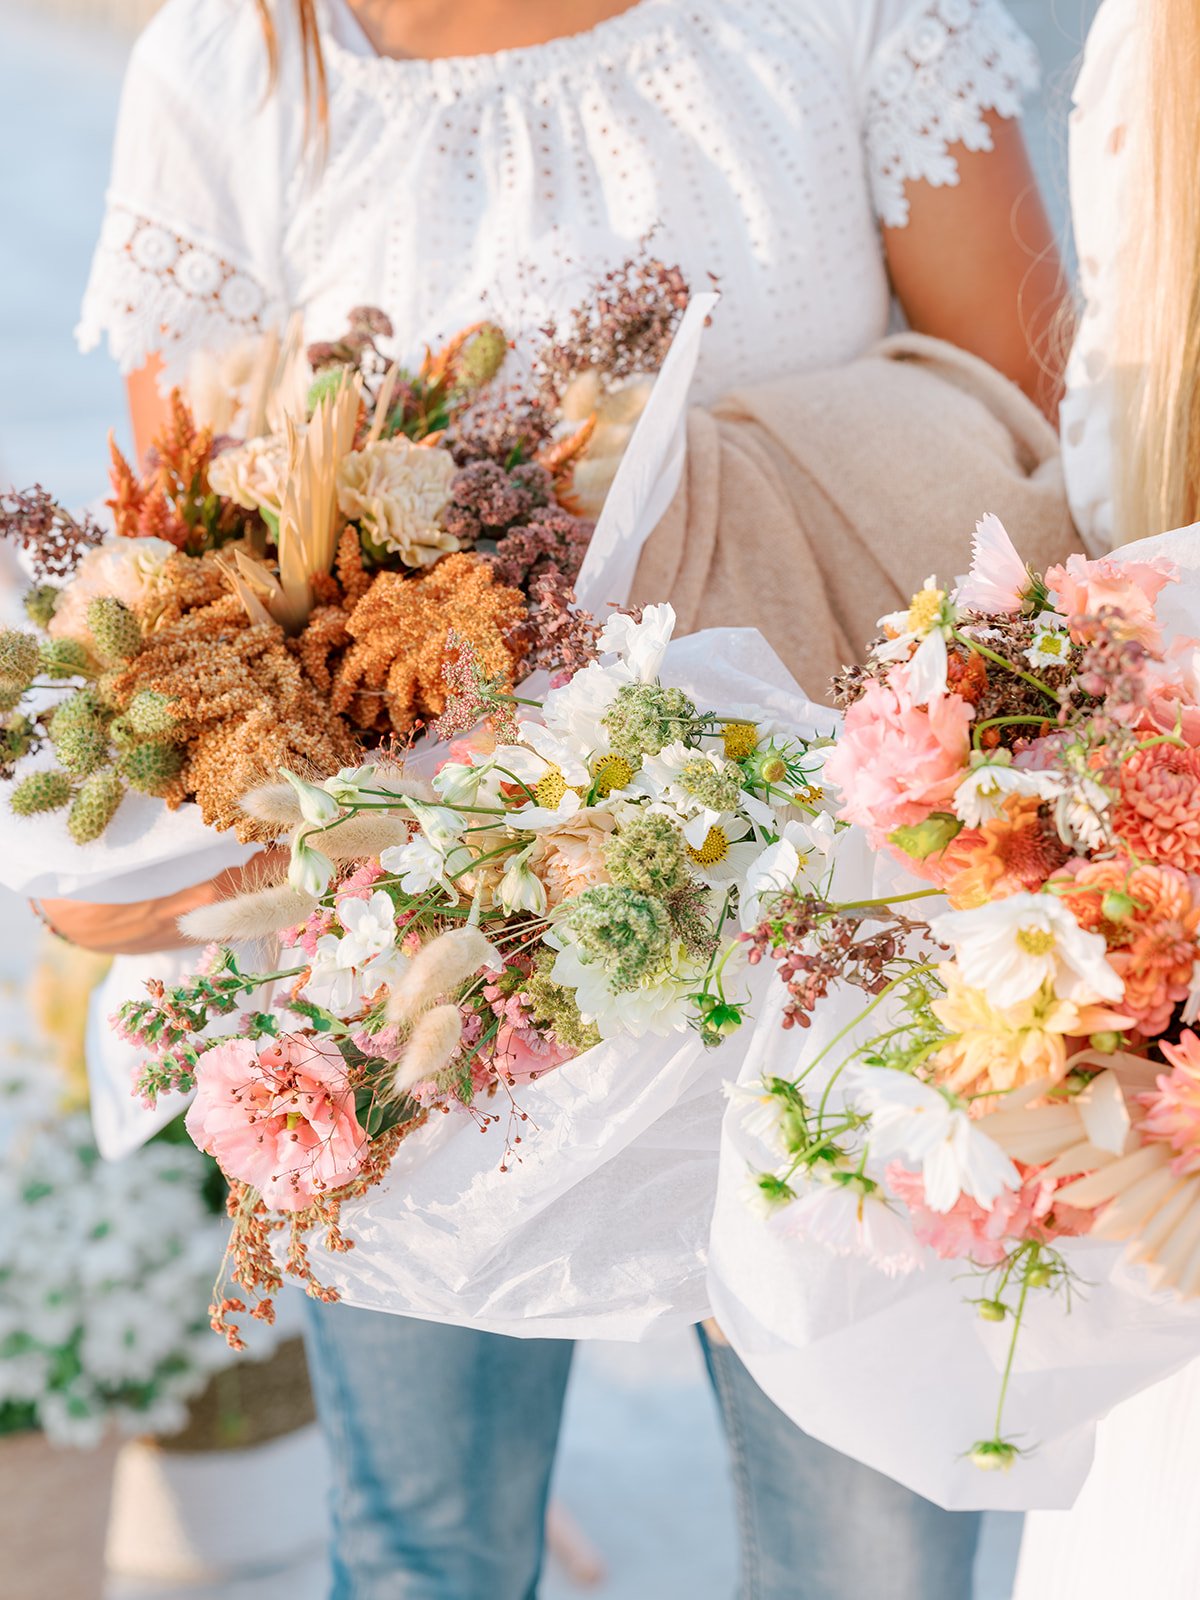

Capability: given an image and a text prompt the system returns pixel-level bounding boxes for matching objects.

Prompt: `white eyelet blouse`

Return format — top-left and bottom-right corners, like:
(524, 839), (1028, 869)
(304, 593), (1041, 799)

(76, 0), (1038, 403)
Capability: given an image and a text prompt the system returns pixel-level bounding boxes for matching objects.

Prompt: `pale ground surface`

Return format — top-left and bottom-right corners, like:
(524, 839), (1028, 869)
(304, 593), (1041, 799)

(0, 2), (1097, 1595)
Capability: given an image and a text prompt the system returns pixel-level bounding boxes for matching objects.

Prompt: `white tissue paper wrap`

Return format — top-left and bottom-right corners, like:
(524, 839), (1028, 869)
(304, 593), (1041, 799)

(310, 625), (836, 1340)
(707, 522), (1200, 1511)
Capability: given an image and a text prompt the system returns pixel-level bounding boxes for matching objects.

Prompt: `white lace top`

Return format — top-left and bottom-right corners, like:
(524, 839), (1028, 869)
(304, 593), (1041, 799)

(1060, 0), (1133, 554)
(77, 0), (1038, 402)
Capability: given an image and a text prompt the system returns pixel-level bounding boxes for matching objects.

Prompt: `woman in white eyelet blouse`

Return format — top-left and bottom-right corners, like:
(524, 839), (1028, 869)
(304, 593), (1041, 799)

(70, 3), (1067, 1595)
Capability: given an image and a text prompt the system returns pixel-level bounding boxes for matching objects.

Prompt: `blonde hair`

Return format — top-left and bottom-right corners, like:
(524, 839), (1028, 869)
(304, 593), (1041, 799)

(254, 0), (329, 137)
(1115, 0), (1200, 540)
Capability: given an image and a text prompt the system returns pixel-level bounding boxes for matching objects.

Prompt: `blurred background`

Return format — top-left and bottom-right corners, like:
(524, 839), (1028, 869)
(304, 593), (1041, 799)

(0, 2), (1100, 1596)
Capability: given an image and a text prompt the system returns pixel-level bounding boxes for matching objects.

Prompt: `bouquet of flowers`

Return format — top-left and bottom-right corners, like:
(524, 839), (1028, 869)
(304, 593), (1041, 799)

(0, 251), (692, 851)
(708, 516), (1200, 1508)
(114, 605), (834, 1343)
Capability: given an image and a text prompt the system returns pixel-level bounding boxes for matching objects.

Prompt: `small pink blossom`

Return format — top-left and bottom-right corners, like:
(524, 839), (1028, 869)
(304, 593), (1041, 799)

(335, 861), (386, 906)
(1046, 552), (1177, 652)
(185, 1033), (368, 1211)
(824, 665), (974, 849)
(281, 908), (336, 959)
(955, 515), (1030, 615)
(887, 1164), (1089, 1265)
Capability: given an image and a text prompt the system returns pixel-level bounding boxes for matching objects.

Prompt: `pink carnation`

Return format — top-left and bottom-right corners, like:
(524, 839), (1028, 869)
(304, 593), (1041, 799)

(824, 666), (974, 848)
(887, 1164), (1089, 1266)
(1140, 1030), (1200, 1175)
(185, 1033), (367, 1211)
(1046, 552), (1177, 652)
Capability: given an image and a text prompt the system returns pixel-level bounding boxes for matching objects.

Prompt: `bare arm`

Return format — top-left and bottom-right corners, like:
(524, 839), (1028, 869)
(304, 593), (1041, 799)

(884, 112), (1070, 423)
(126, 354), (169, 464)
(38, 850), (288, 957)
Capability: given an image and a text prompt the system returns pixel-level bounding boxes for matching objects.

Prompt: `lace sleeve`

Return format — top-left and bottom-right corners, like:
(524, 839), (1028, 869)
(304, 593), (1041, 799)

(77, 205), (280, 381)
(75, 0), (288, 383)
(864, 0), (1040, 229)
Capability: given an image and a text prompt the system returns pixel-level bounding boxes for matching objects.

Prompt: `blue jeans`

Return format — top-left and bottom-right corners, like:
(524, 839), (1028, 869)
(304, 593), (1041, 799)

(304, 1302), (980, 1600)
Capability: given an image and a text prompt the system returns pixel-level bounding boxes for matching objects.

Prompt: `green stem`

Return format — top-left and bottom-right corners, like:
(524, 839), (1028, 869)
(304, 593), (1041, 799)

(951, 630), (1058, 701)
(993, 1245), (1038, 1440)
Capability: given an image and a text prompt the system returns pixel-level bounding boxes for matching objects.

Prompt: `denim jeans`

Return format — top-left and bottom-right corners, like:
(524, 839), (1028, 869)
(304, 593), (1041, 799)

(304, 1302), (981, 1600)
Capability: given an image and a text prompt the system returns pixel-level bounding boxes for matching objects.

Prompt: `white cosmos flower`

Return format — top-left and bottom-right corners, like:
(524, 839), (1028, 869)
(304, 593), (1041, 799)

(738, 820), (831, 931)
(597, 602), (676, 682)
(768, 1174), (922, 1277)
(846, 1068), (1019, 1213)
(725, 1079), (789, 1154)
(549, 934), (693, 1038)
(688, 823), (761, 889)
(954, 514), (1030, 616)
(875, 576), (955, 703)
(500, 726), (590, 788)
(634, 743), (736, 848)
(508, 788), (586, 831)
(952, 752), (1065, 827)
(930, 892), (1125, 1009)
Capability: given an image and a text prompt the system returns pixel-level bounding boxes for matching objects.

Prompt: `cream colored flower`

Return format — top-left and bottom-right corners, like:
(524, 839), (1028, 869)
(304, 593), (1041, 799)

(207, 433), (290, 517)
(48, 536), (179, 645)
(530, 815), (616, 907)
(336, 438), (459, 567)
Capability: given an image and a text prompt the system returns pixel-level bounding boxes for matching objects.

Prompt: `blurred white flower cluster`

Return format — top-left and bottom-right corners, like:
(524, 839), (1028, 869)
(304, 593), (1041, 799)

(0, 1048), (234, 1448)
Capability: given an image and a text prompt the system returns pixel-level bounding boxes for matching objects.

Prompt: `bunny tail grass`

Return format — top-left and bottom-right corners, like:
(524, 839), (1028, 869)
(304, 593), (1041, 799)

(392, 1005), (463, 1094)
(316, 812), (414, 861)
(178, 883), (320, 944)
(241, 781), (304, 827)
(386, 927), (504, 1025)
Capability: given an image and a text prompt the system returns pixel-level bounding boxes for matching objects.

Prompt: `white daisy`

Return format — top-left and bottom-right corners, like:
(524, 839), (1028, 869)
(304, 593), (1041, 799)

(930, 892), (1125, 1010)
(1025, 611), (1072, 670)
(874, 576), (957, 703)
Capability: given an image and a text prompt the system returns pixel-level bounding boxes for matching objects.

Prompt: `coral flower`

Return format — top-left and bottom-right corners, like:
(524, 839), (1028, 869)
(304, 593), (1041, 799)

(1140, 1031), (1200, 1175)
(1045, 552), (1176, 652)
(1053, 858), (1200, 1037)
(929, 963), (1132, 1097)
(887, 1163), (1091, 1266)
(940, 796), (1069, 908)
(824, 666), (973, 851)
(1112, 744), (1200, 874)
(186, 1034), (367, 1212)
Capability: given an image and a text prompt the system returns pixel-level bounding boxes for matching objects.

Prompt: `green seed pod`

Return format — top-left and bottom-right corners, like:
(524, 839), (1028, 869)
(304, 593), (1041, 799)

(68, 769), (125, 844)
(456, 323), (508, 392)
(0, 629), (41, 692)
(120, 741), (185, 796)
(977, 1300), (1007, 1323)
(50, 687), (105, 738)
(87, 597), (142, 662)
(39, 638), (90, 680)
(52, 721), (111, 778)
(126, 690), (178, 740)
(10, 769), (73, 816)
(23, 584), (60, 629)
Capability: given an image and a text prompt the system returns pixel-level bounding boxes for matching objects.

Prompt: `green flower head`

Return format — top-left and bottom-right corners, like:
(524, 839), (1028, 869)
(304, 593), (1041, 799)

(562, 883), (672, 993)
(604, 812), (690, 897)
(603, 682), (696, 762)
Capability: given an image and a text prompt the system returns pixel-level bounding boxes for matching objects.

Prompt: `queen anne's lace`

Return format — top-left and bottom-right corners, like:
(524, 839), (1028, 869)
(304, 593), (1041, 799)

(76, 204), (280, 380)
(866, 0), (1041, 228)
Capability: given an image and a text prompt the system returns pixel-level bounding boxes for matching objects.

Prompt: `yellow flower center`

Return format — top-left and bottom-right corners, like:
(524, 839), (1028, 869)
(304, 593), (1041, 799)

(591, 754), (634, 798)
(687, 825), (731, 866)
(1016, 926), (1057, 956)
(721, 722), (759, 760)
(534, 766), (568, 808)
(794, 784), (825, 805)
(1036, 632), (1067, 658)
(906, 587), (945, 635)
